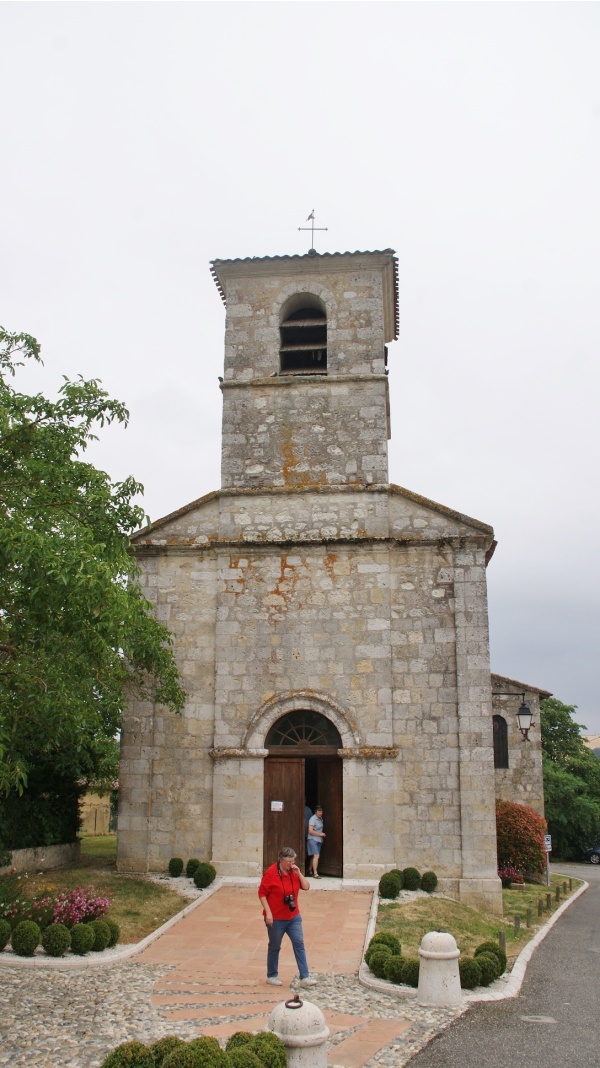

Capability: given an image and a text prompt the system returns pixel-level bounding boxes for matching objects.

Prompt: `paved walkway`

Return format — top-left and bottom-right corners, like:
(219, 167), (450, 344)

(0, 881), (462, 1068)
(136, 884), (460, 1067)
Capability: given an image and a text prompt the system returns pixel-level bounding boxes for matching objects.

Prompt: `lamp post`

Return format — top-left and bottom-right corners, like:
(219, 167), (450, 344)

(492, 692), (534, 741)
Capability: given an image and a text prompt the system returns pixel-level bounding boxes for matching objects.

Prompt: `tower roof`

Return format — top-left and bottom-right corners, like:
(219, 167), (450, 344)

(210, 249), (399, 341)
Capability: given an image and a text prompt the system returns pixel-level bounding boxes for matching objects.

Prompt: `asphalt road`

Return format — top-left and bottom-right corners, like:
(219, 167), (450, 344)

(408, 862), (599, 1068)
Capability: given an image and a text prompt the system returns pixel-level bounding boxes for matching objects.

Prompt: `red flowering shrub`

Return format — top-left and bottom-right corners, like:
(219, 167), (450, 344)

(496, 800), (546, 876)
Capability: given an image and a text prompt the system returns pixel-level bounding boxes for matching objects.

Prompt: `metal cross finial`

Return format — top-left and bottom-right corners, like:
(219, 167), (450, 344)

(298, 210), (328, 254)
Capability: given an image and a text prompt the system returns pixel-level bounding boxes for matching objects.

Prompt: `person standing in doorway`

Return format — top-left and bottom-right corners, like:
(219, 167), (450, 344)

(307, 805), (325, 878)
(258, 846), (317, 987)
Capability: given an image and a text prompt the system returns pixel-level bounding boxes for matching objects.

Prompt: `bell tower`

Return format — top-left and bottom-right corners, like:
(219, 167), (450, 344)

(210, 250), (398, 490)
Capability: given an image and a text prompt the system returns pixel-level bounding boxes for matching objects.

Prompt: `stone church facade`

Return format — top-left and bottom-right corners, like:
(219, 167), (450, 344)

(117, 249), (544, 916)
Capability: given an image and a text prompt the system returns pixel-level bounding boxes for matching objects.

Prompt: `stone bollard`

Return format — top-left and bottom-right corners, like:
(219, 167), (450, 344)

(417, 931), (462, 1007)
(268, 994), (330, 1068)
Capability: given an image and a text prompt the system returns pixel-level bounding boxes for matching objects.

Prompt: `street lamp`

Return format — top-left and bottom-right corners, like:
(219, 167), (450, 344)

(492, 692), (534, 741)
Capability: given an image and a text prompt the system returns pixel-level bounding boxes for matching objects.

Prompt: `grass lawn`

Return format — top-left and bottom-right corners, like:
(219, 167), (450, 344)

(376, 872), (583, 967)
(19, 835), (190, 943)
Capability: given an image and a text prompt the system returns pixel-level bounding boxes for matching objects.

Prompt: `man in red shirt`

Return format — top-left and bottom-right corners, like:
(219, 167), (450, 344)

(258, 845), (317, 987)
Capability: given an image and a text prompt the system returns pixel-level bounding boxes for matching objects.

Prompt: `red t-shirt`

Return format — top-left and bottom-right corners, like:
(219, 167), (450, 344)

(258, 862), (302, 920)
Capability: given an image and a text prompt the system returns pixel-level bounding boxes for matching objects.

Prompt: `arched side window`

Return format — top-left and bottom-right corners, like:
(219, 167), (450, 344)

(493, 715), (509, 769)
(279, 295), (327, 375)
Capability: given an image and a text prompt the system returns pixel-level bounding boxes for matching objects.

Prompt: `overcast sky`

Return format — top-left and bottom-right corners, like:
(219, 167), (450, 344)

(1, 2), (598, 732)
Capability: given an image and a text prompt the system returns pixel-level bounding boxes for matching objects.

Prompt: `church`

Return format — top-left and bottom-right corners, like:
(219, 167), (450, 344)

(117, 248), (545, 916)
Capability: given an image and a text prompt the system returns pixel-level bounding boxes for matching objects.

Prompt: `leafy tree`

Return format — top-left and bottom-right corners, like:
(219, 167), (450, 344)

(0, 327), (185, 802)
(540, 697), (600, 858)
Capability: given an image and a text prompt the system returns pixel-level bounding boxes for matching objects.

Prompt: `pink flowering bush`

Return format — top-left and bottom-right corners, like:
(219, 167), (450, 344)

(52, 887), (110, 928)
(498, 865), (523, 888)
(0, 872), (110, 932)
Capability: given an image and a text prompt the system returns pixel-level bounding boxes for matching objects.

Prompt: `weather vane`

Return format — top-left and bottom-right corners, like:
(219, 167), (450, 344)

(298, 210), (328, 255)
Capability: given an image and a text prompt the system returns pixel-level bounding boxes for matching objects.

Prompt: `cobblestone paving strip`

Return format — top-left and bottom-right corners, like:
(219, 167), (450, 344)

(0, 960), (464, 1068)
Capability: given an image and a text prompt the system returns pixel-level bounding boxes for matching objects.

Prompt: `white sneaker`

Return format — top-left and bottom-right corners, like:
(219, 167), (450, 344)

(267, 976), (283, 986)
(298, 976), (317, 987)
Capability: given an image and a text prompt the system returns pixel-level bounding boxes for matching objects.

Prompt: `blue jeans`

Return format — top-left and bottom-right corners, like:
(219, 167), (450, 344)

(267, 914), (309, 979)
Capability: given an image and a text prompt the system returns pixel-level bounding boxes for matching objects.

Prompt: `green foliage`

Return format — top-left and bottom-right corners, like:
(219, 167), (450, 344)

(368, 947), (393, 978)
(70, 922), (95, 955)
(420, 871), (438, 893)
(100, 1041), (154, 1068)
(168, 858), (184, 878)
(106, 919), (120, 947)
(185, 858), (200, 878)
(0, 326), (185, 803)
(401, 867), (421, 891)
(10, 919), (41, 956)
(226, 1034), (254, 1052)
(0, 761), (84, 851)
(400, 957), (420, 987)
(389, 869), (404, 888)
(383, 954), (405, 983)
(475, 951), (501, 986)
(193, 862), (216, 889)
(0, 917), (11, 950)
(378, 872), (401, 899)
(165, 1038), (228, 1068)
(368, 931), (401, 956)
(540, 698), (600, 858)
(41, 922), (71, 957)
(248, 1032), (286, 1068)
(474, 941), (507, 974)
(459, 957), (482, 989)
(229, 1051), (263, 1068)
(543, 759), (600, 858)
(149, 1038), (185, 1067)
(496, 799), (546, 875)
(89, 919), (111, 951)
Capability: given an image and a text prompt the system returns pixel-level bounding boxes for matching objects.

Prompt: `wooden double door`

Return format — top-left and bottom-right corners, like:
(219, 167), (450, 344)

(263, 754), (343, 876)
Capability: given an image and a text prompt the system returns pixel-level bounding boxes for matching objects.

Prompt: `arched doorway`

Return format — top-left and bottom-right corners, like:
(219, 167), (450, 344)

(263, 711), (343, 876)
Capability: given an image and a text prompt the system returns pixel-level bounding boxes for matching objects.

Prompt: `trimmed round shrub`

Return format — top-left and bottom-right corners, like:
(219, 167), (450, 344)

(42, 922), (71, 957)
(11, 920), (41, 957)
(365, 941), (392, 968)
(226, 1034), (254, 1052)
(249, 1033), (286, 1068)
(400, 957), (420, 987)
(186, 1037), (228, 1067)
(186, 858), (201, 879)
(70, 922), (95, 955)
(401, 867), (421, 891)
(0, 918), (11, 951)
(474, 941), (507, 975)
(459, 957), (482, 989)
(89, 919), (111, 952)
(389, 869), (404, 889)
(368, 947), (393, 979)
(168, 857), (184, 878)
(378, 872), (401, 899)
(100, 1041), (154, 1068)
(475, 951), (501, 986)
(150, 1037), (185, 1066)
(163, 1045), (227, 1068)
(383, 955), (405, 984)
(227, 1051), (263, 1068)
(193, 862), (217, 889)
(421, 871), (438, 893)
(106, 919), (121, 948)
(368, 931), (401, 956)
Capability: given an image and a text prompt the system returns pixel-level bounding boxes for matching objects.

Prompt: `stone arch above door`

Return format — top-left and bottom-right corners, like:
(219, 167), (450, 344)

(243, 691), (360, 750)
